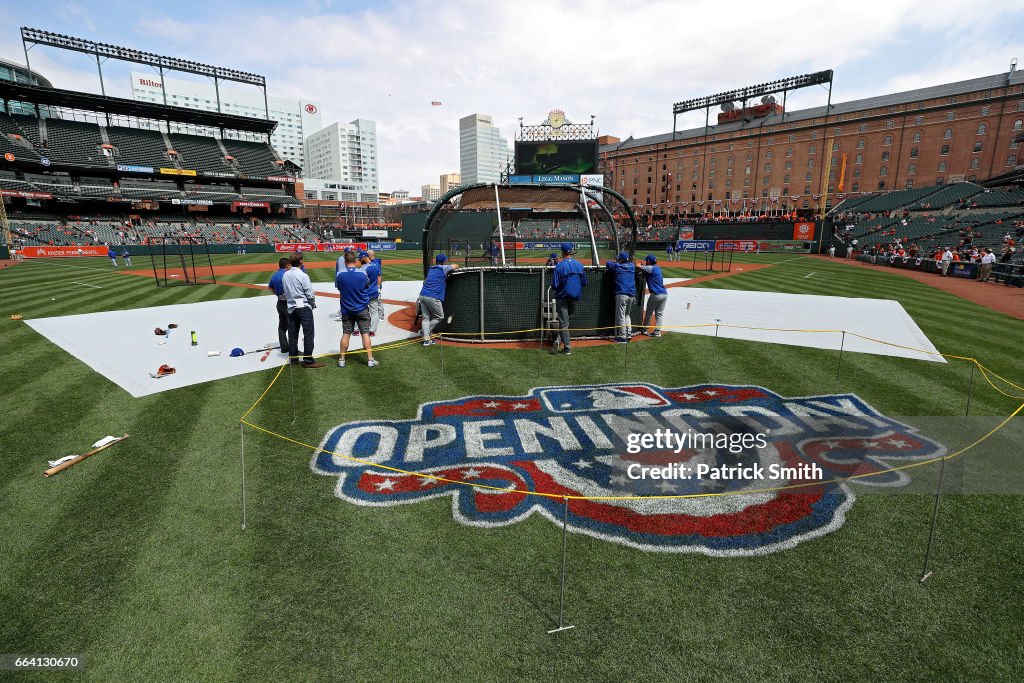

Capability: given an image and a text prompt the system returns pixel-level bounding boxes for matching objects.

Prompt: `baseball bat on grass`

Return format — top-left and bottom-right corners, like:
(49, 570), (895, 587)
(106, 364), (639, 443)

(44, 434), (129, 478)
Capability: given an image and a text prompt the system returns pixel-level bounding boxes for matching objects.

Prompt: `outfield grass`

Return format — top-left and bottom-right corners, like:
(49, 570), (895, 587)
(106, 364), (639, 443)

(0, 253), (1021, 681)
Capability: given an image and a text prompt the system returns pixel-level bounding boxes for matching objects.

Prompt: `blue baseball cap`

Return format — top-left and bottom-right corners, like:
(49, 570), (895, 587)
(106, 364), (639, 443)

(645, 254), (657, 264)
(435, 254), (447, 263)
(230, 347), (244, 357)
(358, 250), (369, 258)
(617, 251), (630, 262)
(561, 242), (574, 254)
(549, 252), (558, 259)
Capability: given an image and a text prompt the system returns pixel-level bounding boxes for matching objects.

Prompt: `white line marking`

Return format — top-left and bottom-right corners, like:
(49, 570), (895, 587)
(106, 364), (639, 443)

(804, 272), (816, 279)
(71, 281), (103, 289)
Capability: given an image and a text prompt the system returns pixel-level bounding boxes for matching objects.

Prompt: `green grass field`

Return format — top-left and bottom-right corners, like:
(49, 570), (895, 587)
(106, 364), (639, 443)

(1, 252), (1021, 681)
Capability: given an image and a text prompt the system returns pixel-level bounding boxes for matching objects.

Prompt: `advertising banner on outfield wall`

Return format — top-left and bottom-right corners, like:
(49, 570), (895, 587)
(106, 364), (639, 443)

(676, 240), (717, 252)
(274, 243), (369, 253)
(22, 246), (109, 258)
(792, 221), (815, 240)
(367, 242), (397, 251)
(715, 240), (760, 252)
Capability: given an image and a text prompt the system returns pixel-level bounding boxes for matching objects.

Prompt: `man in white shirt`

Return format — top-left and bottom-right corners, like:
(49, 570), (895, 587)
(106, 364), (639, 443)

(940, 247), (953, 276)
(282, 253), (324, 368)
(979, 248), (996, 282)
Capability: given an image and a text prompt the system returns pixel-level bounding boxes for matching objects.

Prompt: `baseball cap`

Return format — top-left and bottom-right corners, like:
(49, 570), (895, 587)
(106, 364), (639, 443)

(358, 250), (369, 258)
(230, 347), (245, 357)
(645, 254), (657, 264)
(549, 252), (558, 259)
(435, 254), (448, 263)
(560, 242), (574, 254)
(617, 251), (630, 262)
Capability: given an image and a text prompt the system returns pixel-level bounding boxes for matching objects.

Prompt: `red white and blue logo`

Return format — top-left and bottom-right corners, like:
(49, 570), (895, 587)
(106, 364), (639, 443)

(311, 383), (944, 556)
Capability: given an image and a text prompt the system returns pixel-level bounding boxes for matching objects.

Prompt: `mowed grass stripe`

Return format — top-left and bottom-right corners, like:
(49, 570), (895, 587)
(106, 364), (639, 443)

(0, 384), (218, 661)
(84, 381), (257, 682)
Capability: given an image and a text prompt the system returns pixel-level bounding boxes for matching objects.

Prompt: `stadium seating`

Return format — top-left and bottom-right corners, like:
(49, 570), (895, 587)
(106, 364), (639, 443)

(107, 126), (172, 169)
(43, 119), (109, 167)
(910, 183), (982, 210)
(11, 114), (43, 148)
(23, 172), (76, 197)
(221, 139), (281, 176)
(965, 188), (1024, 208)
(852, 186), (944, 213)
(167, 133), (232, 174)
(0, 114), (40, 161)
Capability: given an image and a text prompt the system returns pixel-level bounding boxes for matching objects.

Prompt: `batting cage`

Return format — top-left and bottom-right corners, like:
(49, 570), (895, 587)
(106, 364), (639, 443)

(422, 183), (644, 342)
(149, 236), (216, 287)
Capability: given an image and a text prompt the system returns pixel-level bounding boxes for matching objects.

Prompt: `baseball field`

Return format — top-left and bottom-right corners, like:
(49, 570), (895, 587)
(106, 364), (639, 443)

(1, 251), (1021, 681)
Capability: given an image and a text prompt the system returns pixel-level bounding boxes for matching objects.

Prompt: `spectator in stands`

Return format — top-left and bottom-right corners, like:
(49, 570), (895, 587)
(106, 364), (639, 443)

(606, 251), (637, 343)
(282, 252), (324, 368)
(268, 257), (291, 354)
(551, 242), (586, 355)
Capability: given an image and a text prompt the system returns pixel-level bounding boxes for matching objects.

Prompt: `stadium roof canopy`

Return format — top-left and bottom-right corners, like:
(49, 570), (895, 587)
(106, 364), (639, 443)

(0, 80), (277, 134)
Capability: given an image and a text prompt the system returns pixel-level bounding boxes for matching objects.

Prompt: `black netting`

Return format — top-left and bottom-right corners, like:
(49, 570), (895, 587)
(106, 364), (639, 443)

(441, 266), (645, 342)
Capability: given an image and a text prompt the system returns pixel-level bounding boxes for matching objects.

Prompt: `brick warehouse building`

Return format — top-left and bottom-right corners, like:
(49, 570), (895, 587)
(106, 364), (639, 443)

(599, 68), (1024, 216)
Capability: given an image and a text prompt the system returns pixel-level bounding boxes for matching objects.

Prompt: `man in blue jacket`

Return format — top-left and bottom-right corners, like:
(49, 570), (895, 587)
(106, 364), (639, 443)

(551, 242), (586, 355)
(267, 257), (291, 353)
(606, 251), (636, 343)
(335, 250), (377, 368)
(417, 254), (457, 346)
(638, 254), (668, 337)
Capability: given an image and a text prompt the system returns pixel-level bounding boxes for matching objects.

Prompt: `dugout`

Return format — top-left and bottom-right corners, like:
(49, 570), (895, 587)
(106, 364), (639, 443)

(421, 183), (646, 342)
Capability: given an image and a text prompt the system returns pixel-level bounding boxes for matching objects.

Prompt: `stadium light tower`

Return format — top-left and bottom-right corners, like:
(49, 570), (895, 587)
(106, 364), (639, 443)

(20, 27), (270, 119)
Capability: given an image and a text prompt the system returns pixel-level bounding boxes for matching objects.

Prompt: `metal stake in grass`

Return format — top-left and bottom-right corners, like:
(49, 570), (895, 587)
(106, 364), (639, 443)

(920, 453), (948, 583)
(547, 496), (575, 634)
(835, 330), (846, 390)
(710, 319), (721, 383)
(240, 422), (247, 531)
(964, 361), (976, 428)
(288, 358), (296, 424)
(440, 316), (452, 388)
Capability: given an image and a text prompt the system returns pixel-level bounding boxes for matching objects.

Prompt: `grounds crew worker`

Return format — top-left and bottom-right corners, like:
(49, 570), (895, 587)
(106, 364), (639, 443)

(283, 252), (324, 368)
(267, 257), (291, 354)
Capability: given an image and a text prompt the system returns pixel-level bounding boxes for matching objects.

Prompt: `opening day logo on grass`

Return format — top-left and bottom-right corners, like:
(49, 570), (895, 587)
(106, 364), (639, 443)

(312, 384), (945, 556)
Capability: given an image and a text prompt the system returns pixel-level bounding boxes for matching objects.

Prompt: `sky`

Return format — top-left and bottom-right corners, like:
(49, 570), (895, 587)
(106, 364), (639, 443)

(2, 0), (1023, 193)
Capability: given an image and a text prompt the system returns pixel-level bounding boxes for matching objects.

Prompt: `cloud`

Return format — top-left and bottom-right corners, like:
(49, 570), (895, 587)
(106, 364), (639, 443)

(7, 0), (1024, 192)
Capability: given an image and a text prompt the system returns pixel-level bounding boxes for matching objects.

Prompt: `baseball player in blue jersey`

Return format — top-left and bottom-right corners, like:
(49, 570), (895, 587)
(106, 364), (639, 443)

(605, 251), (636, 343)
(551, 242), (586, 355)
(335, 250), (377, 367)
(358, 250), (383, 336)
(638, 254), (668, 336)
(417, 254), (457, 345)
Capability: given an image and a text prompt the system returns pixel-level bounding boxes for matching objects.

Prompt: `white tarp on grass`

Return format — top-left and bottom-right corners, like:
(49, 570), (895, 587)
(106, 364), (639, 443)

(25, 280), (943, 398)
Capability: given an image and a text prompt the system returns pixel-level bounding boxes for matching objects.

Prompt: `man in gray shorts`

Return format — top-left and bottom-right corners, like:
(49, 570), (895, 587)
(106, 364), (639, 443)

(416, 254), (457, 346)
(335, 250), (377, 368)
